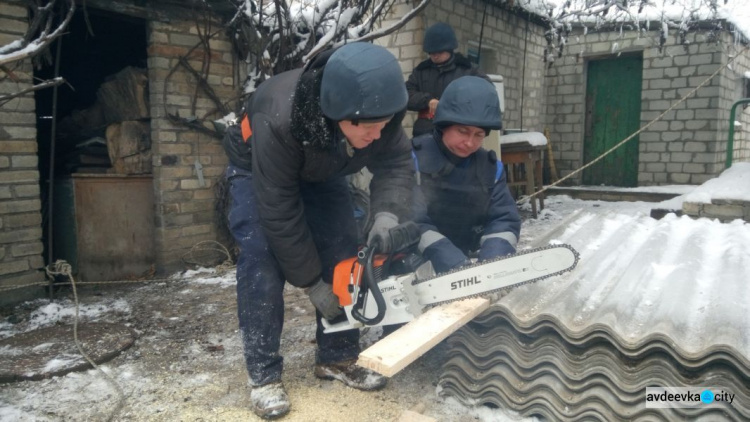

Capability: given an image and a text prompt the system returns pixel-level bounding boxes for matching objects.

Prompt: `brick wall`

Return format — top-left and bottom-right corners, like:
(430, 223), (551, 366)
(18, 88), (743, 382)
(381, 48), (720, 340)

(0, 0), (46, 306)
(147, 19), (236, 273)
(545, 28), (750, 185)
(717, 33), (750, 166)
(375, 0), (547, 134)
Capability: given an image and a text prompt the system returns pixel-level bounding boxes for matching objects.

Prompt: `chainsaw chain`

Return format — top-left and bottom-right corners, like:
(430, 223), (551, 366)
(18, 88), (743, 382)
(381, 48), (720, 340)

(413, 243), (580, 308)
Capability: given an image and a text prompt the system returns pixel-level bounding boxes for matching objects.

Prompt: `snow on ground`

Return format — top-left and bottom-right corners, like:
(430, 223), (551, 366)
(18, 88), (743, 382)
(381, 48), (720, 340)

(1, 165), (749, 421)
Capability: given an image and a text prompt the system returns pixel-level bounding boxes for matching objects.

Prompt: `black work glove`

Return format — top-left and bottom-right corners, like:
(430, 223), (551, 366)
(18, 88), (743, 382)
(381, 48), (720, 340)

(367, 212), (399, 252)
(305, 278), (343, 320)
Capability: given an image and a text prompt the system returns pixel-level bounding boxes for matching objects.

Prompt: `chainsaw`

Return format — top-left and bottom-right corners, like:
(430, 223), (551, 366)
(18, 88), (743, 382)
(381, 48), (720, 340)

(322, 222), (579, 333)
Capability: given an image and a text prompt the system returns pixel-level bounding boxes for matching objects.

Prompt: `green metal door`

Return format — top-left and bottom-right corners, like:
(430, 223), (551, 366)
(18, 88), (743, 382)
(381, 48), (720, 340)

(583, 55), (642, 186)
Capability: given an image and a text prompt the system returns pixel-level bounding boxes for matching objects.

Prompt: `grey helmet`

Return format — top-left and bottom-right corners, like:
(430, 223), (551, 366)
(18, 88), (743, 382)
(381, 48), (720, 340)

(423, 22), (458, 54)
(433, 76), (502, 131)
(320, 42), (407, 122)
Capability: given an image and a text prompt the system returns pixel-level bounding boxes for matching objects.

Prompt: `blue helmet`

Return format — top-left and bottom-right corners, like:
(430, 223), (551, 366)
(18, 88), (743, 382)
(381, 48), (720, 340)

(433, 76), (502, 131)
(423, 22), (458, 54)
(320, 42), (407, 121)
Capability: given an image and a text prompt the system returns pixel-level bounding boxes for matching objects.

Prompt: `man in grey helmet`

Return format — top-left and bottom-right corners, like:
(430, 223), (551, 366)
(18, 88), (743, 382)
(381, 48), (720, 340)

(222, 42), (413, 419)
(406, 22), (488, 138)
(412, 76), (521, 275)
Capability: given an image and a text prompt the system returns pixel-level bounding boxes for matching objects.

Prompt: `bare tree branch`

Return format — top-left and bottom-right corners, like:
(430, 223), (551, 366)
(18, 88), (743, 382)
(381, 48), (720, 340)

(0, 76), (64, 106)
(351, 0), (431, 44)
(0, 0), (75, 67)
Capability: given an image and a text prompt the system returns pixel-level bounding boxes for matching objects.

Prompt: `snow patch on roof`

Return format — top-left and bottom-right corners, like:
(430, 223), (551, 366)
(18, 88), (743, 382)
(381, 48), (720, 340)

(500, 131), (548, 146)
(684, 162), (750, 203)
(517, 0), (750, 40)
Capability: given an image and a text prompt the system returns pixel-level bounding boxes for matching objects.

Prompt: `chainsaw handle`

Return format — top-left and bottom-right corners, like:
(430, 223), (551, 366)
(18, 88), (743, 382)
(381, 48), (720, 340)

(350, 242), (387, 325)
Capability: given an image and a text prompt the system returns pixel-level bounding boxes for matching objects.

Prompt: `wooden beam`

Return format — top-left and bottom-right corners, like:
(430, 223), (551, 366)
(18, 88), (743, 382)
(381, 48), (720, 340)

(357, 297), (490, 377)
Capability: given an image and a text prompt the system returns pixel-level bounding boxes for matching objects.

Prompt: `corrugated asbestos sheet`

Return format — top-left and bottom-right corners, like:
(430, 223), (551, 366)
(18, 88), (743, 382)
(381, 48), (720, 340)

(440, 210), (750, 421)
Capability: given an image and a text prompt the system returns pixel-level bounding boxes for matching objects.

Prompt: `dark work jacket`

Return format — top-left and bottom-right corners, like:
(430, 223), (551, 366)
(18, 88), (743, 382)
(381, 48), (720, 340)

(412, 133), (520, 253)
(405, 53), (487, 137)
(226, 50), (414, 287)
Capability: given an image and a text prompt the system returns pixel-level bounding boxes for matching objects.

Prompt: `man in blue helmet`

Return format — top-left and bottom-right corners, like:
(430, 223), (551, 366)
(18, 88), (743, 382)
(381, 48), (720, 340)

(406, 22), (488, 138)
(412, 76), (521, 274)
(222, 42), (413, 419)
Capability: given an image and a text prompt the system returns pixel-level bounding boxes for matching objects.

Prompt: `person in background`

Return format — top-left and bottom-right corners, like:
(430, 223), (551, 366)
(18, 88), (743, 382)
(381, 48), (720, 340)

(406, 22), (488, 138)
(412, 76), (521, 274)
(222, 42), (414, 419)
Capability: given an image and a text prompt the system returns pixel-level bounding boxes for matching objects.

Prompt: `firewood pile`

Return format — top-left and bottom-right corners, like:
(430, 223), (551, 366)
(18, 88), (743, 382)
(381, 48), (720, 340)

(57, 66), (152, 175)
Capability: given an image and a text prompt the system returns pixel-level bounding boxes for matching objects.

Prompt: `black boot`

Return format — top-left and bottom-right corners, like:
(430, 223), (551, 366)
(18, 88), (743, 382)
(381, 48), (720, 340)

(314, 359), (387, 391)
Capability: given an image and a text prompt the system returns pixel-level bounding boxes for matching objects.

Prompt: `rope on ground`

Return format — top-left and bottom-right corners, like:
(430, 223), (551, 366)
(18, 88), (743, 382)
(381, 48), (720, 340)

(516, 44), (750, 207)
(181, 240), (235, 274)
(45, 260), (126, 422)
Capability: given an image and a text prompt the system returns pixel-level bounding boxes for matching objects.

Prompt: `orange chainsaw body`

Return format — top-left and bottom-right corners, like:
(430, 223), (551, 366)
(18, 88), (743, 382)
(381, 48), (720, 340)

(332, 255), (387, 306)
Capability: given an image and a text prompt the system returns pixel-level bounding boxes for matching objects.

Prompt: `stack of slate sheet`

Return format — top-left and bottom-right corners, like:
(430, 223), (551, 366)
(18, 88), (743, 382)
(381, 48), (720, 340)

(439, 210), (750, 421)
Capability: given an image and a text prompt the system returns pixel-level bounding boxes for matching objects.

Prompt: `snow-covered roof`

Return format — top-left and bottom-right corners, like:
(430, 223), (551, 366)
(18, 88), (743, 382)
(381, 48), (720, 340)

(517, 0), (750, 41)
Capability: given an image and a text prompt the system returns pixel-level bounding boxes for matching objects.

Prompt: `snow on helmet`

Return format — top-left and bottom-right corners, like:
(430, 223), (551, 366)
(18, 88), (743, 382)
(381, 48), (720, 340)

(320, 42), (407, 122)
(433, 76), (502, 131)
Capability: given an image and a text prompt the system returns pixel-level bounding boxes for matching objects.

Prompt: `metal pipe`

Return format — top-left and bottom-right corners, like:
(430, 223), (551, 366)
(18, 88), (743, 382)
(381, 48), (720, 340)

(726, 98), (750, 169)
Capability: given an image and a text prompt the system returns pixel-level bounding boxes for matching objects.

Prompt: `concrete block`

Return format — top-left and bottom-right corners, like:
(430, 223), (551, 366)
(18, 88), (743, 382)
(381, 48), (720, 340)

(0, 260), (30, 276)
(4, 212), (41, 229)
(10, 155), (37, 169)
(676, 110), (694, 120)
(649, 100), (671, 111)
(684, 142), (708, 152)
(11, 242), (43, 258)
(159, 165), (197, 180)
(0, 227), (42, 244)
(648, 79), (671, 90)
(640, 152), (660, 162)
(662, 132), (681, 142)
(670, 173), (691, 184)
(180, 179), (213, 190)
(645, 162), (666, 172)
(646, 142), (667, 152)
(643, 69), (665, 79)
(2, 126), (36, 139)
(695, 109), (716, 119)
(703, 203), (745, 220)
(685, 120), (708, 130)
(667, 142), (684, 152)
(688, 54), (714, 66)
(682, 201), (702, 215)
(680, 66), (696, 77)
(671, 78), (689, 89)
(671, 152), (692, 162)
(683, 163), (705, 173)
(666, 163), (683, 172)
(692, 152), (718, 163)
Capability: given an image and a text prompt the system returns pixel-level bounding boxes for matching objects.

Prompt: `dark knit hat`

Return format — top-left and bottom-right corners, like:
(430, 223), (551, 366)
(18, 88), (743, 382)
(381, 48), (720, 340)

(320, 42), (407, 121)
(423, 22), (458, 53)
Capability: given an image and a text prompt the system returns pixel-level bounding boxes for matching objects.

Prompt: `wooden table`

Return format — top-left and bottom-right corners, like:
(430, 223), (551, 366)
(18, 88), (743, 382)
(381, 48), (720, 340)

(501, 142), (545, 218)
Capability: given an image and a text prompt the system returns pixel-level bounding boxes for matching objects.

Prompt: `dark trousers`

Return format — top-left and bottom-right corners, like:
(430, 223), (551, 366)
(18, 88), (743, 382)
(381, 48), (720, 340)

(227, 165), (360, 386)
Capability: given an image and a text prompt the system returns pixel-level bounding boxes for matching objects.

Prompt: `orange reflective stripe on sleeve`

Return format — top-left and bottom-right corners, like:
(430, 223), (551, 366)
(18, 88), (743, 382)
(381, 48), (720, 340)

(240, 114), (252, 142)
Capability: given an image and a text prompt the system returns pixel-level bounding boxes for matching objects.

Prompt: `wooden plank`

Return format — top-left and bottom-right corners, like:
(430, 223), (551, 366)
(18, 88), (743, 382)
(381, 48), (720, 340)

(357, 297), (490, 377)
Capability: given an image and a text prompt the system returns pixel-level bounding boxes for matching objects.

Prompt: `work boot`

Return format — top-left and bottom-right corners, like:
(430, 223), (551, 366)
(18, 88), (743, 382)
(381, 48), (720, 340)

(314, 359), (387, 391)
(250, 381), (290, 419)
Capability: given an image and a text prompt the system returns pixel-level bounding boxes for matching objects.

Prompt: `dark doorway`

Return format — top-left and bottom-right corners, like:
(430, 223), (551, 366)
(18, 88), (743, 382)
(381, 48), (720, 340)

(583, 55), (643, 187)
(34, 8), (147, 266)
